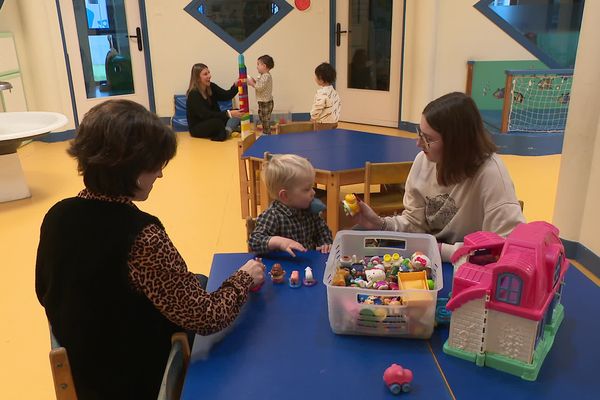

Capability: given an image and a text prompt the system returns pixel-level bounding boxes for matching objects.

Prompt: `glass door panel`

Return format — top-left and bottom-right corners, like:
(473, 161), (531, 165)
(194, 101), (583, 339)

(347, 0), (392, 91)
(73, 0), (134, 99)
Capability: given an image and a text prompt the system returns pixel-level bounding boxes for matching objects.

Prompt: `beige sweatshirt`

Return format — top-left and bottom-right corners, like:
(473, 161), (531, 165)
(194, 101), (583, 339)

(310, 85), (341, 123)
(383, 152), (525, 244)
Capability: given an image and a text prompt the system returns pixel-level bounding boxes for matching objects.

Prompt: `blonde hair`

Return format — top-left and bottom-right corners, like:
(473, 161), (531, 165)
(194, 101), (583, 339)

(263, 154), (315, 200)
(186, 63), (212, 100)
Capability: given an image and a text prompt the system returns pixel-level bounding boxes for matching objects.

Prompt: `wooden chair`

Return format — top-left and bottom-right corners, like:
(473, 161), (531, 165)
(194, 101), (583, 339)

(238, 132), (259, 219)
(275, 121), (316, 135)
(363, 161), (413, 216)
(49, 326), (77, 400)
(245, 216), (257, 252)
(157, 333), (191, 400)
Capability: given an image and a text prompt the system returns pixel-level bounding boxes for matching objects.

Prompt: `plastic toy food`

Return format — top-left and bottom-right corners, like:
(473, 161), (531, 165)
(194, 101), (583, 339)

(289, 270), (301, 288)
(383, 363), (413, 395)
(342, 193), (360, 216)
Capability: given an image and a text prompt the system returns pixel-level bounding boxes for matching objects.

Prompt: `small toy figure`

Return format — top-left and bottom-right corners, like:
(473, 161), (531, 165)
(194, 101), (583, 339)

(269, 263), (286, 284)
(383, 363), (413, 395)
(383, 253), (392, 269)
(332, 269), (347, 286)
(339, 255), (353, 268)
(411, 252), (431, 270)
(342, 193), (360, 216)
(289, 270), (301, 288)
(365, 268), (386, 289)
(303, 266), (317, 286)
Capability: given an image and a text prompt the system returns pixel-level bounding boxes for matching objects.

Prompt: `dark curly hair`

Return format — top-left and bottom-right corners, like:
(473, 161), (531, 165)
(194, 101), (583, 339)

(67, 100), (177, 197)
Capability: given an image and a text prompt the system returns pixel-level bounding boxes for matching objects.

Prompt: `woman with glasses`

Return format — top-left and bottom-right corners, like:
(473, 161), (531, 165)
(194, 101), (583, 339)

(352, 92), (525, 261)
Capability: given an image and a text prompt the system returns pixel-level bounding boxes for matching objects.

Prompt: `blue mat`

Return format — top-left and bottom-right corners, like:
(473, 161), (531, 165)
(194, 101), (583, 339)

(171, 94), (233, 132)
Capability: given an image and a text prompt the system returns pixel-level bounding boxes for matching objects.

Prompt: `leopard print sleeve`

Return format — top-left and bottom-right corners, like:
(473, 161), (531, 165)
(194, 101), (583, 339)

(128, 224), (254, 335)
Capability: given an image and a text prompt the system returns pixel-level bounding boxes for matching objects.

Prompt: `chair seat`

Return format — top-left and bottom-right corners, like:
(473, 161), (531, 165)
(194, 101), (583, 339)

(369, 192), (404, 216)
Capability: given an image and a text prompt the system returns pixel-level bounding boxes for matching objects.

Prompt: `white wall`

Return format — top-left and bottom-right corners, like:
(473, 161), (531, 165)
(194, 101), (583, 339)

(145, 1), (330, 117)
(402, 0), (535, 123)
(0, 0), (76, 130)
(553, 0), (600, 255)
(0, 1), (328, 126)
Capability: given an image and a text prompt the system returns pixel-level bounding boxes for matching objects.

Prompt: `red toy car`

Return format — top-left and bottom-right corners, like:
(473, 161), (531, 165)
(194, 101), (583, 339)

(383, 364), (413, 394)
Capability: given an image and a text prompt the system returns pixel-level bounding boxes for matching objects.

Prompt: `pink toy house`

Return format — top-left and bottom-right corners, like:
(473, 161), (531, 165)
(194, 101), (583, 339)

(443, 221), (569, 380)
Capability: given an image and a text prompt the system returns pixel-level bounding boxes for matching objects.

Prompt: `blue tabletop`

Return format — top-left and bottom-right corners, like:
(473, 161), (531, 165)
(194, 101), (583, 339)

(242, 129), (421, 172)
(429, 266), (600, 400)
(183, 251), (452, 400)
(182, 252), (599, 399)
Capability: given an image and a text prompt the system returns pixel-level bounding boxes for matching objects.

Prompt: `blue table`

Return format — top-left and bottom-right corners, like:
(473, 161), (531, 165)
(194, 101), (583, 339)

(242, 129), (420, 234)
(182, 252), (599, 399)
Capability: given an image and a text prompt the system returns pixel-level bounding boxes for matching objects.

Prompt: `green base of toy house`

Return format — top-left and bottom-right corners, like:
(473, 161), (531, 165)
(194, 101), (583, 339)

(443, 303), (565, 381)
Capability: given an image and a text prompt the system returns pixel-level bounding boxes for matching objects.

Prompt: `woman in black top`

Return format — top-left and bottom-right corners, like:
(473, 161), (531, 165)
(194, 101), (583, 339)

(186, 63), (243, 141)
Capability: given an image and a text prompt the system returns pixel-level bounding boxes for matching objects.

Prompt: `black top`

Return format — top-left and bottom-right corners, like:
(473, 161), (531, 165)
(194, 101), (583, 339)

(186, 82), (238, 130)
(36, 197), (181, 400)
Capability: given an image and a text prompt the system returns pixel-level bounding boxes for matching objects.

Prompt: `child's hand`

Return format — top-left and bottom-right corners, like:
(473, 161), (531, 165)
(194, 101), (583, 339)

(317, 244), (331, 254)
(229, 109), (244, 118)
(269, 236), (306, 257)
(248, 77), (256, 87)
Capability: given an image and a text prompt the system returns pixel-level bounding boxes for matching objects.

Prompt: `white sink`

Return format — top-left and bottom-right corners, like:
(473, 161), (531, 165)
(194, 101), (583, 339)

(0, 111), (68, 202)
(0, 111), (68, 141)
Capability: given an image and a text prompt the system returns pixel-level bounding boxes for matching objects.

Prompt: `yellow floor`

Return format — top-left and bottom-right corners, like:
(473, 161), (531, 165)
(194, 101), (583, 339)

(0, 123), (560, 399)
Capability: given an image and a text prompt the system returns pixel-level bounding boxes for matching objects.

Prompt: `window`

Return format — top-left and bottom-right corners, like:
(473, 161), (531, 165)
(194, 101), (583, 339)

(185, 0), (293, 53)
(475, 0), (585, 68)
(495, 273), (522, 305)
(553, 253), (563, 287)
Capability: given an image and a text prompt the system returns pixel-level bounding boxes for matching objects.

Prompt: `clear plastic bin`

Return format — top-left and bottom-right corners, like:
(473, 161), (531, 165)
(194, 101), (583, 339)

(323, 230), (443, 339)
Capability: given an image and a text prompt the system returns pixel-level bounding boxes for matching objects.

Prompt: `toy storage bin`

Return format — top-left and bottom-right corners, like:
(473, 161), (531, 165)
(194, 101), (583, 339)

(323, 230), (443, 339)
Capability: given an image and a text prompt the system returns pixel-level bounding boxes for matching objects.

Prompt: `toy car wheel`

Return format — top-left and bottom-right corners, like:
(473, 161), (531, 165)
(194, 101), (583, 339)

(402, 383), (412, 392)
(389, 383), (402, 395)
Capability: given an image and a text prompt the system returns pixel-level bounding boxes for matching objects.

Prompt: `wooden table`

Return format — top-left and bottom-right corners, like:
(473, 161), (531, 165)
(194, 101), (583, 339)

(242, 129), (420, 234)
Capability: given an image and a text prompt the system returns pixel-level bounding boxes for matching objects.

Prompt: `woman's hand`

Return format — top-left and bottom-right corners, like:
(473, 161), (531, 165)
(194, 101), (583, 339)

(268, 236), (307, 257)
(229, 109), (244, 118)
(239, 259), (265, 288)
(350, 200), (385, 230)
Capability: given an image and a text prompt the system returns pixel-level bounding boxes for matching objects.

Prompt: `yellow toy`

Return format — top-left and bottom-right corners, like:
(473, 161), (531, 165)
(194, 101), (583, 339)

(342, 193), (361, 216)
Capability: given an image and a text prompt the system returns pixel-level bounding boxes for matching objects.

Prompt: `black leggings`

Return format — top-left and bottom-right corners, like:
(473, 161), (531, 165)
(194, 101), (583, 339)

(189, 118), (227, 141)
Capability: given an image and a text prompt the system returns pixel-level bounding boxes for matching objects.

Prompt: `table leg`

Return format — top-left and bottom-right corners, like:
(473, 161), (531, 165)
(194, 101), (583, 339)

(326, 173), (341, 236)
(249, 160), (258, 218)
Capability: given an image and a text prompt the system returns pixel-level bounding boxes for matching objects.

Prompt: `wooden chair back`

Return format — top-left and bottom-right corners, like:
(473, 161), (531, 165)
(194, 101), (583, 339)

(363, 161), (413, 216)
(238, 132), (258, 219)
(157, 333), (191, 400)
(245, 216), (257, 252)
(49, 326), (78, 400)
(275, 121), (316, 135)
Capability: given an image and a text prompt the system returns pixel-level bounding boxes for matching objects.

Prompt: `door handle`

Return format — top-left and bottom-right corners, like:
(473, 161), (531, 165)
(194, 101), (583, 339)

(335, 23), (350, 47)
(128, 27), (143, 51)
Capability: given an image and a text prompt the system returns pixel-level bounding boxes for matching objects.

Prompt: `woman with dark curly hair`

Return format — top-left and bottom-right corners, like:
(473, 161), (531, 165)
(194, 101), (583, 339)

(35, 99), (264, 399)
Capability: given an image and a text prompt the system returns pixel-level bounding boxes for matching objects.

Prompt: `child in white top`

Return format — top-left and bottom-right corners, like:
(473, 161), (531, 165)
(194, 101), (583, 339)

(248, 55), (274, 134)
(310, 62), (341, 129)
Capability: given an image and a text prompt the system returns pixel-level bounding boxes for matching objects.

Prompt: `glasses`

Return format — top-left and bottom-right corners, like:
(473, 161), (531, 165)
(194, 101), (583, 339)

(416, 126), (441, 149)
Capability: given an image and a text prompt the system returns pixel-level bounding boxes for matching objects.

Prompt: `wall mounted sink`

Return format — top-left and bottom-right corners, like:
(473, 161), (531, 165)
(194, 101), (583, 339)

(0, 111), (68, 202)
